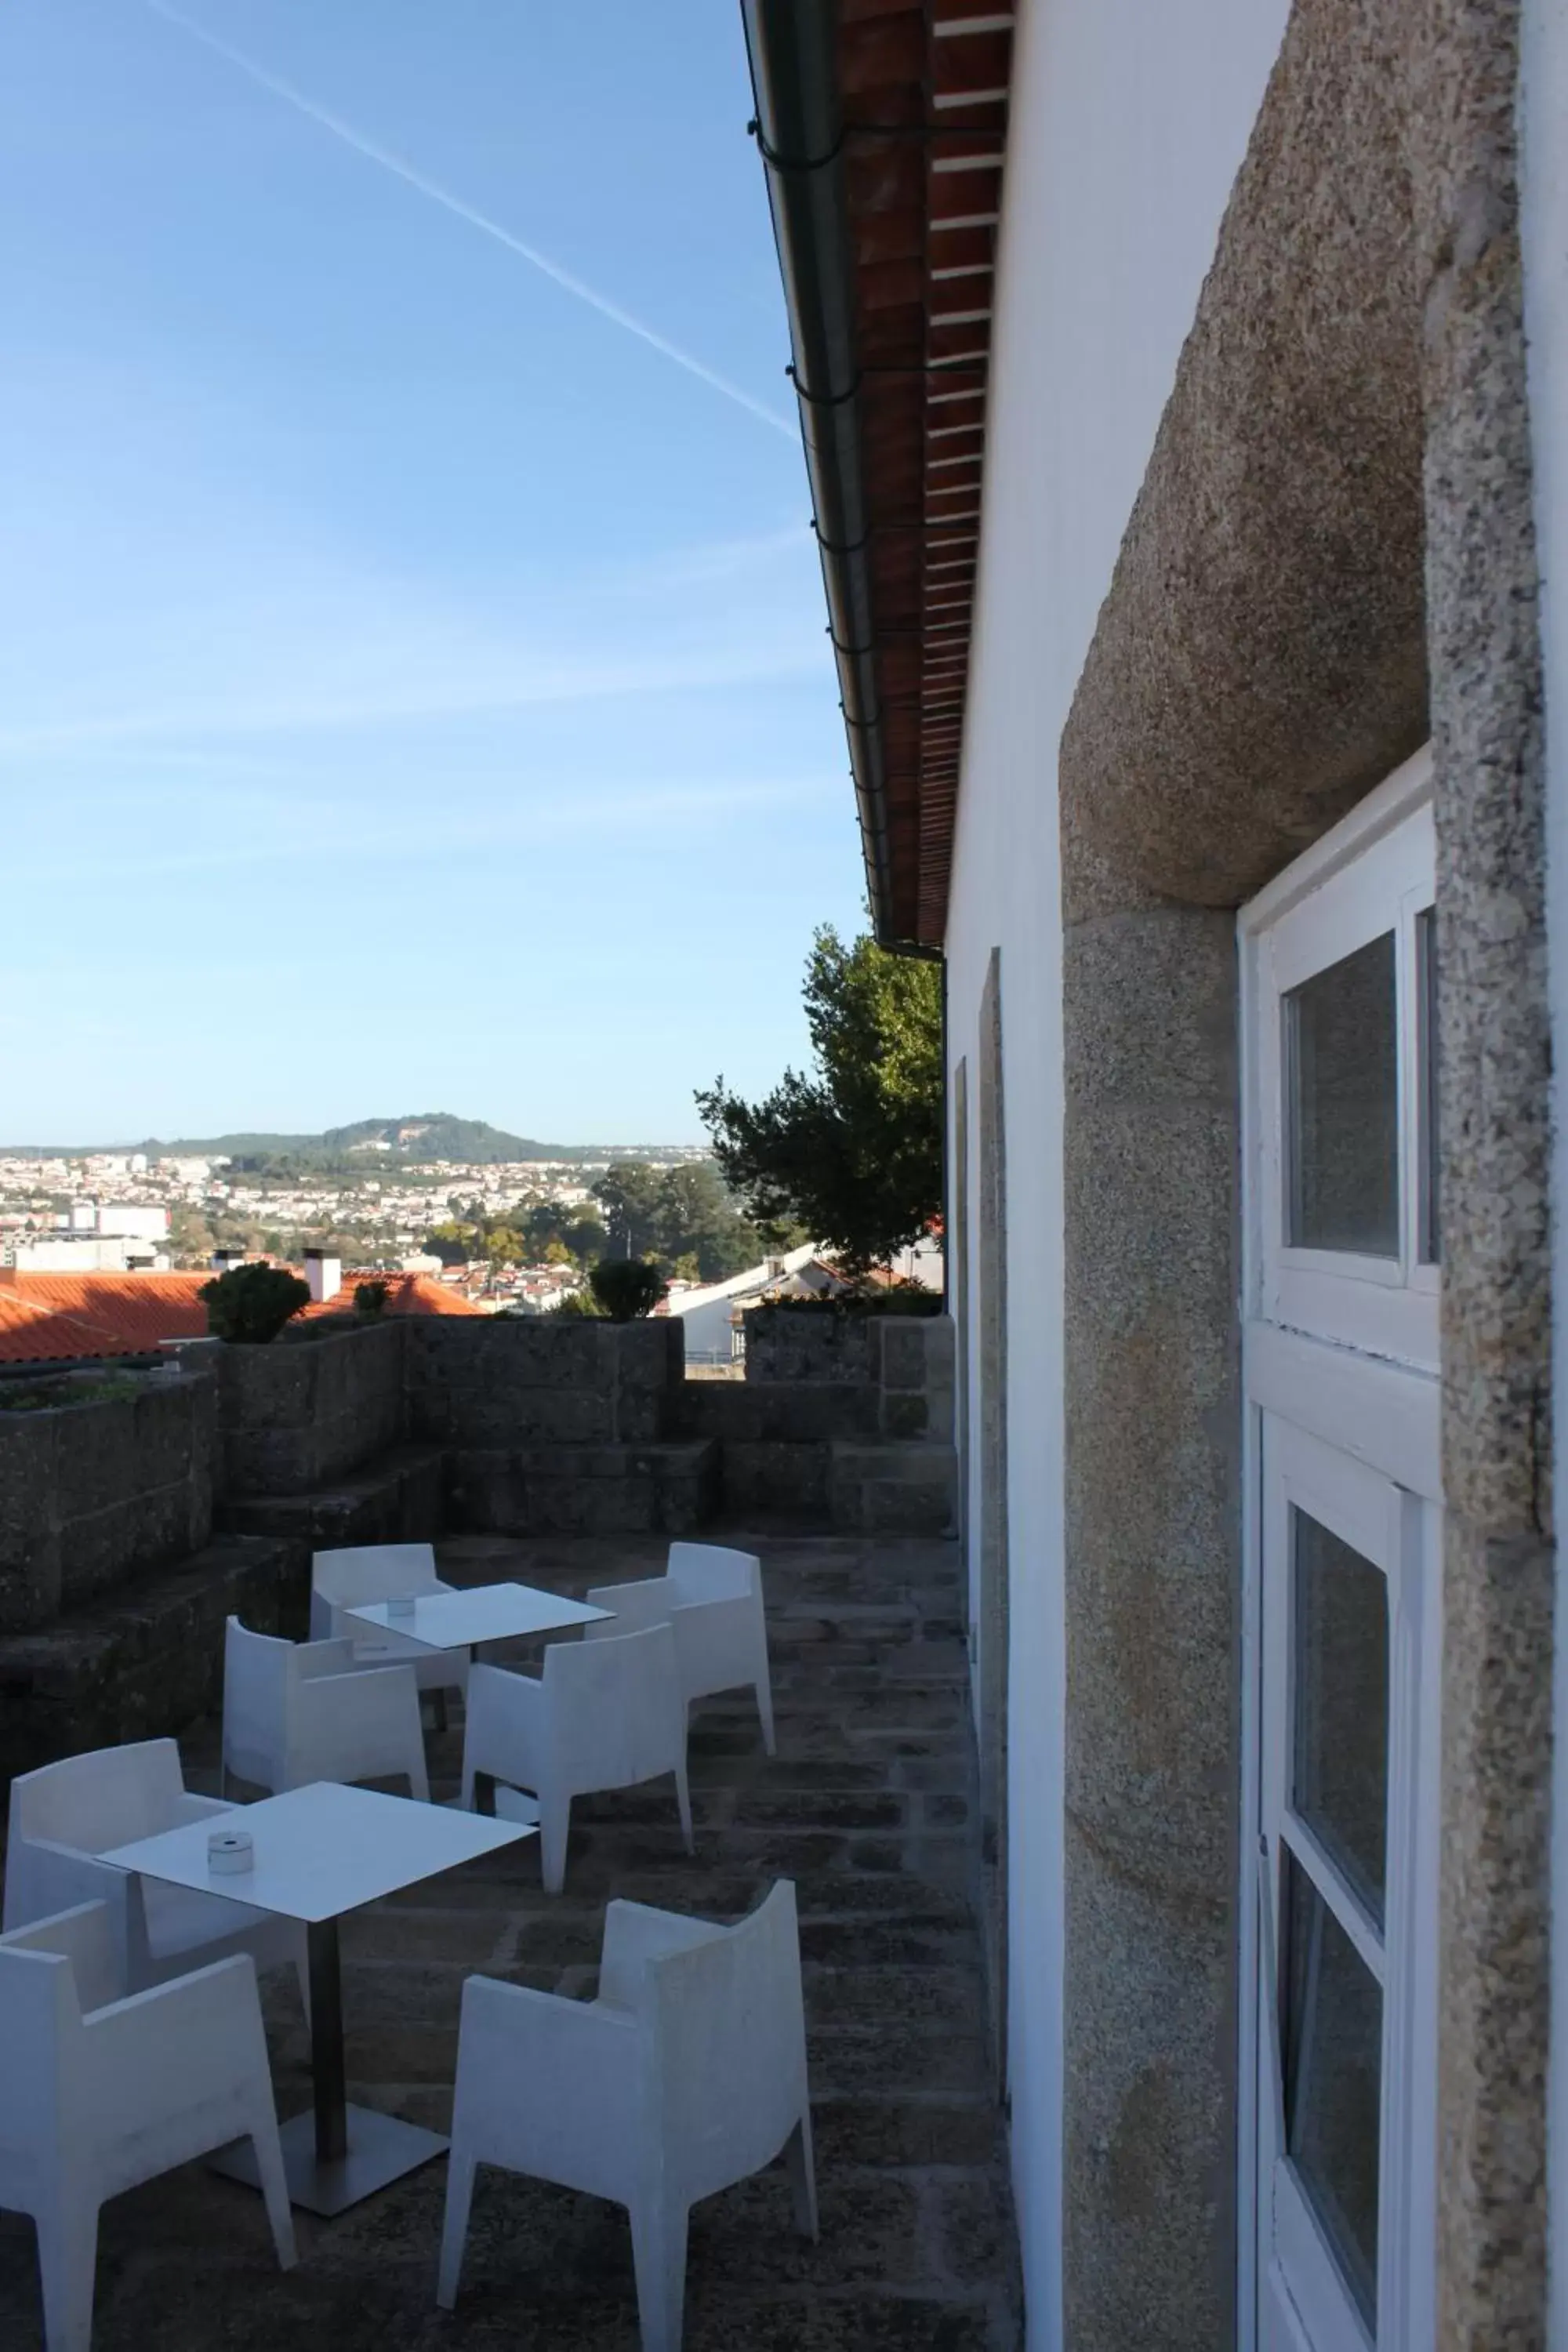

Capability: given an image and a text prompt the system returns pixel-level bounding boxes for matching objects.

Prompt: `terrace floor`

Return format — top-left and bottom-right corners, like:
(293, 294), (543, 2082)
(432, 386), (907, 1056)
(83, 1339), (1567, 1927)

(0, 1529), (1022, 2350)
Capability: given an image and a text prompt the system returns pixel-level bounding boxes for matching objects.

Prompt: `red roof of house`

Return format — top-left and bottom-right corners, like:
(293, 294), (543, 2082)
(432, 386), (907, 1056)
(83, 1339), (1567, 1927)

(0, 1269), (480, 1364)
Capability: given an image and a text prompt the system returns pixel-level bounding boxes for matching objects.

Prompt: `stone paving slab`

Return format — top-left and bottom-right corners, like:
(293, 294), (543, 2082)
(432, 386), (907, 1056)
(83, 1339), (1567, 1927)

(0, 1529), (1023, 2349)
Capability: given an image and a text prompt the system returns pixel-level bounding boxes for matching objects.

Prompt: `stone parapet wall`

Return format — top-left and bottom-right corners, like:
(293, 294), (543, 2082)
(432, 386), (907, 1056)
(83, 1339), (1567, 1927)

(742, 1306), (880, 1384)
(216, 1318), (408, 1497)
(731, 1312), (957, 1531)
(874, 1315), (956, 1443)
(0, 1311), (963, 1801)
(672, 1377), (878, 1446)
(0, 1370), (215, 1634)
(406, 1316), (684, 1447)
(449, 1439), (717, 1537)
(0, 1531), (295, 1788)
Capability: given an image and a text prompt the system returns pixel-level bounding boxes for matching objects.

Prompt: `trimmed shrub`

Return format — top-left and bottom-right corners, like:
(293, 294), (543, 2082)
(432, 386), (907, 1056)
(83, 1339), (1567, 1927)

(354, 1279), (390, 1318)
(587, 1258), (668, 1322)
(758, 1282), (944, 1318)
(199, 1261), (311, 1345)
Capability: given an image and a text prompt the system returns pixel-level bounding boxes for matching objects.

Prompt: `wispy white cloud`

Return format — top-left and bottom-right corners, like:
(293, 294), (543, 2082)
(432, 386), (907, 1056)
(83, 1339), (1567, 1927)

(141, 0), (797, 442)
(0, 640), (822, 756)
(10, 775), (833, 887)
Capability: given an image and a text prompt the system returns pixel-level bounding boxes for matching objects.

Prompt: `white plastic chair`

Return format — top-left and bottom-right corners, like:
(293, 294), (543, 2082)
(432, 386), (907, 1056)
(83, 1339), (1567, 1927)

(459, 1624), (693, 1894)
(310, 1541), (469, 1723)
(222, 1616), (431, 1803)
(586, 1542), (775, 1755)
(0, 1899), (296, 2352)
(3, 1739), (308, 2007)
(437, 1881), (815, 2348)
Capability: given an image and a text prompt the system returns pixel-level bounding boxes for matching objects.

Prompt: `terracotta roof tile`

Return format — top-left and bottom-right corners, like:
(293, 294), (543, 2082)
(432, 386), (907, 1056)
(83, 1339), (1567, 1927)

(0, 1267), (481, 1363)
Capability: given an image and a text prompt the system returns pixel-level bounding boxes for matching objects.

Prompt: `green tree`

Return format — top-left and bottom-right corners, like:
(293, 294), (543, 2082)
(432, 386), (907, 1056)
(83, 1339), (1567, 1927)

(653, 1160), (761, 1282)
(521, 1201), (608, 1265)
(168, 1206), (216, 1268)
(591, 1162), (669, 1260)
(423, 1221), (477, 1266)
(696, 925), (942, 1275)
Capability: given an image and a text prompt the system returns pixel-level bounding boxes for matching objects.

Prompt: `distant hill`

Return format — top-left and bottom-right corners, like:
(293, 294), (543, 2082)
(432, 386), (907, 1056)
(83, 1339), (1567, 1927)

(4, 1115), (699, 1167)
(318, 1114), (565, 1163)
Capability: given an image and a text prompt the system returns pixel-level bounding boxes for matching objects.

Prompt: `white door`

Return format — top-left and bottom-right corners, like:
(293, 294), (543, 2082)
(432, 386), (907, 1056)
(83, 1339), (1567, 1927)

(1241, 748), (1441, 2352)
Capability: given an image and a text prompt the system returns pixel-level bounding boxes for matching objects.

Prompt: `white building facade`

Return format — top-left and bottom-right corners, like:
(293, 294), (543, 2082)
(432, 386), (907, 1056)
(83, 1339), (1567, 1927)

(748, 2), (1562, 2347)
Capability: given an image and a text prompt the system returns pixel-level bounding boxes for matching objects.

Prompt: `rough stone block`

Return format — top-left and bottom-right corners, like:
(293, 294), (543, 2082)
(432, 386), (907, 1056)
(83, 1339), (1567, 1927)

(882, 1392), (931, 1440)
(721, 1441), (830, 1523)
(610, 1318), (684, 1390)
(920, 1314), (956, 1383)
(219, 1444), (444, 1579)
(676, 1381), (878, 1445)
(829, 1443), (957, 1536)
(0, 1413), (61, 1632)
(445, 1440), (716, 1538)
(57, 1499), (143, 1610)
(54, 1395), (137, 1518)
(742, 1308), (876, 1385)
(611, 1386), (665, 1443)
(221, 1425), (317, 1499)
(0, 1533), (297, 1788)
(217, 1341), (317, 1432)
(877, 1320), (931, 1391)
(135, 1375), (209, 1497)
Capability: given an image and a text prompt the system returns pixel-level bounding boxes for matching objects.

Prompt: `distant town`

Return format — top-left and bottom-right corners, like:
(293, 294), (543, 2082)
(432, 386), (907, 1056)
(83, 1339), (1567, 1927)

(0, 1116), (724, 1319)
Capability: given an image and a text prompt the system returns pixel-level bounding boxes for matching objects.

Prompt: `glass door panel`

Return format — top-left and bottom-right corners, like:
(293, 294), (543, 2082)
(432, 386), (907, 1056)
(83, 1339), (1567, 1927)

(1260, 1422), (1400, 2352)
(1292, 1509), (1389, 1926)
(1282, 1849), (1382, 2329)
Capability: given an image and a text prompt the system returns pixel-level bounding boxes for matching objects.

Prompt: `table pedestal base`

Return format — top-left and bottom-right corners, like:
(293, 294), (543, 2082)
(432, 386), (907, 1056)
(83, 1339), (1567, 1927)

(212, 2105), (448, 2216)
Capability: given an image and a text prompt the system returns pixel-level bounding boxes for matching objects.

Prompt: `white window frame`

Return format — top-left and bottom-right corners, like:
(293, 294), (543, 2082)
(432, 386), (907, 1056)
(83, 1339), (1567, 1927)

(1243, 745), (1437, 1374)
(1237, 742), (1442, 2352)
(1254, 1417), (1439, 2352)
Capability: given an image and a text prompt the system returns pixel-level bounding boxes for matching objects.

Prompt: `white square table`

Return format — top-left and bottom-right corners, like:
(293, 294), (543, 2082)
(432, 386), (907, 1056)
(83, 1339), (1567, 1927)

(103, 1780), (533, 2216)
(347, 1580), (612, 1661)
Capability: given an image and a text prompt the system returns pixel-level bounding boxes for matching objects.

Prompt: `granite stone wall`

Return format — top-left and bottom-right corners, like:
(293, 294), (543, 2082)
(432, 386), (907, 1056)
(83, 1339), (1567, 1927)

(406, 1316), (714, 1536)
(1054, 0), (1552, 2341)
(216, 1317), (408, 1497)
(702, 1311), (956, 1531)
(0, 1533), (292, 1791)
(0, 1369), (216, 1635)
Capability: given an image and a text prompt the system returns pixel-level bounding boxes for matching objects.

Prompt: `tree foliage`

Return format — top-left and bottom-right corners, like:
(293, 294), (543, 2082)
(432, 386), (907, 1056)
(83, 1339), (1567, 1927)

(587, 1257), (669, 1321)
(199, 1261), (311, 1345)
(695, 926), (942, 1275)
(590, 1160), (760, 1282)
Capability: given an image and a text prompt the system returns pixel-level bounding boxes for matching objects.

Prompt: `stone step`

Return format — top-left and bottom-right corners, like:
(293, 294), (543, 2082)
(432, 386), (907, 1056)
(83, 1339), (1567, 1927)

(829, 1441), (959, 1535)
(216, 1441), (444, 1570)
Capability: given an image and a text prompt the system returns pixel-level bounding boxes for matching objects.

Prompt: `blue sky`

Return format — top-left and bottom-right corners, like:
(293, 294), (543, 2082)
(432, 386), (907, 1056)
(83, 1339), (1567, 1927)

(0, 0), (862, 1145)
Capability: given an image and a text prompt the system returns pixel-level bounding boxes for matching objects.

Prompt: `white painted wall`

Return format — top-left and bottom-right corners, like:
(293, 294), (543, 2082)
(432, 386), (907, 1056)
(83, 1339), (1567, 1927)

(1519, 0), (1568, 2332)
(666, 1243), (819, 1361)
(942, 3), (1291, 2337)
(94, 1204), (169, 1242)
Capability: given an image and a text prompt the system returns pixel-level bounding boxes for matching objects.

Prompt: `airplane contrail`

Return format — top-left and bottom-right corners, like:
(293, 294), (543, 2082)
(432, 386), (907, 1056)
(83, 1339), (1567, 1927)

(142, 0), (797, 441)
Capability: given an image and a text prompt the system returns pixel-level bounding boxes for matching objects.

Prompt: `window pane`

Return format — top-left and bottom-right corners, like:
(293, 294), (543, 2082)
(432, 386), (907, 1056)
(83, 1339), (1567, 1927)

(1286, 931), (1399, 1254)
(1417, 906), (1439, 1264)
(1292, 1508), (1388, 1926)
(1283, 1850), (1381, 2328)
